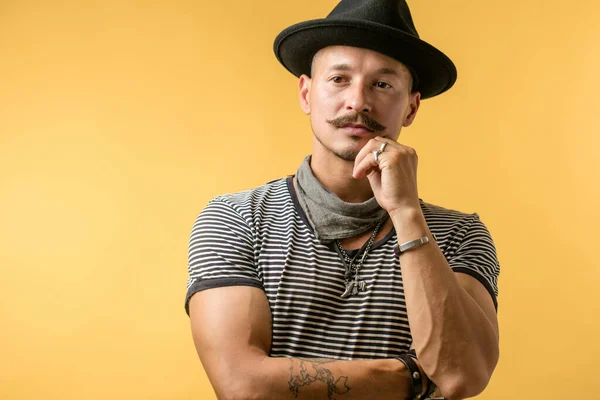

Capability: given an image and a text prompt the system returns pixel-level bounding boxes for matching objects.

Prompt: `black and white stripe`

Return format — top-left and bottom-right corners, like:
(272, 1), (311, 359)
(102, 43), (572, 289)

(185, 177), (499, 360)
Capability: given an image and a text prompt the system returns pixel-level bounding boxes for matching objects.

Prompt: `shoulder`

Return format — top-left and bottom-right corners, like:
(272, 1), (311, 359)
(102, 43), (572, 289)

(419, 199), (479, 227)
(214, 176), (290, 205)
(420, 200), (500, 302)
(192, 177), (292, 237)
(419, 199), (495, 248)
(204, 177), (292, 220)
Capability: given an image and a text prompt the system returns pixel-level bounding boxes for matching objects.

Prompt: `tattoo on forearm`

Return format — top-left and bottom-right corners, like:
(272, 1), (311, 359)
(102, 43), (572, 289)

(288, 358), (351, 399)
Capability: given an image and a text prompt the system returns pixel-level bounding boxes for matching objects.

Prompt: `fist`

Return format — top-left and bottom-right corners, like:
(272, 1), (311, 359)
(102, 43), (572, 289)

(352, 137), (420, 215)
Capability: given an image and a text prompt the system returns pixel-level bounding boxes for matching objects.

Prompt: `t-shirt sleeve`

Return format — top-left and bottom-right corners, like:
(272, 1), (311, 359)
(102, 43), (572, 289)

(448, 214), (500, 310)
(184, 197), (263, 315)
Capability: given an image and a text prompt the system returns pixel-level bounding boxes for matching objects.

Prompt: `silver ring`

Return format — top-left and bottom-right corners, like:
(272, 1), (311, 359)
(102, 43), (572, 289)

(373, 142), (388, 164)
(373, 150), (380, 164)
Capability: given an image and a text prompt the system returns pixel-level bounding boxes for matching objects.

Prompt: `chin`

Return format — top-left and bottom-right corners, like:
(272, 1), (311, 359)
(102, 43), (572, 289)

(332, 145), (361, 162)
(333, 151), (357, 162)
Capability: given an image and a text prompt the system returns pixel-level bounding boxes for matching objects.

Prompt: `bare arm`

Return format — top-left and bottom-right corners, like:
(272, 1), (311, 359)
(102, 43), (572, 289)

(392, 209), (500, 400)
(352, 137), (500, 400)
(189, 285), (419, 400)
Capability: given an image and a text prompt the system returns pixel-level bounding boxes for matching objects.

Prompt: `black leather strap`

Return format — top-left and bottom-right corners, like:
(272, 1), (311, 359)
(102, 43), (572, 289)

(396, 353), (423, 399)
(408, 351), (439, 399)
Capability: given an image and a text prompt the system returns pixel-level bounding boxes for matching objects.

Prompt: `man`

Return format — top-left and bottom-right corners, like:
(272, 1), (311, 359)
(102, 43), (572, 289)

(185, 0), (500, 399)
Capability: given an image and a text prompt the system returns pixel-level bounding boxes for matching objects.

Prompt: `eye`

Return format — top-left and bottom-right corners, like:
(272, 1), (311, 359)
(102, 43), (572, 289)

(375, 81), (392, 89)
(330, 76), (346, 84)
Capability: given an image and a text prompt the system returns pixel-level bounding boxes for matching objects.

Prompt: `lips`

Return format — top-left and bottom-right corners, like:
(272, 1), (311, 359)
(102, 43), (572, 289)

(341, 123), (372, 131)
(340, 123), (374, 135)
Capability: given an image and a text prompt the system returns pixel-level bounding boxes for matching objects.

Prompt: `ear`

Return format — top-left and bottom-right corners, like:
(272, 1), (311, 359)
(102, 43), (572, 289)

(299, 74), (311, 115)
(402, 91), (421, 127)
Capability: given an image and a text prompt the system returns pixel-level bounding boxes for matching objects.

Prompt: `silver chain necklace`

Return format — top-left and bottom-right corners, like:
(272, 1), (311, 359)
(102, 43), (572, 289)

(335, 217), (386, 298)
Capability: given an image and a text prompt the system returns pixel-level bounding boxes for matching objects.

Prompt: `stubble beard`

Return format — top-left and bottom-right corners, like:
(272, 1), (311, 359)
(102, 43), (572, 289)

(313, 129), (361, 162)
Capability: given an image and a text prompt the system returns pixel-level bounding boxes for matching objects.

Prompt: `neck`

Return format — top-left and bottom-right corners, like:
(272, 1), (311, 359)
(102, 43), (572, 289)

(310, 148), (374, 203)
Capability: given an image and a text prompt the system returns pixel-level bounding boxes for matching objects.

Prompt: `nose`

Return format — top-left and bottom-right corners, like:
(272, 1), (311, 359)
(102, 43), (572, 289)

(345, 82), (372, 114)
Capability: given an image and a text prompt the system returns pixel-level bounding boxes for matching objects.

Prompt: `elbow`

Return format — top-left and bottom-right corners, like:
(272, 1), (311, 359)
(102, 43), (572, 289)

(210, 358), (271, 400)
(434, 355), (498, 399)
(431, 349), (499, 399)
(435, 370), (491, 400)
(213, 379), (266, 400)
(215, 389), (258, 400)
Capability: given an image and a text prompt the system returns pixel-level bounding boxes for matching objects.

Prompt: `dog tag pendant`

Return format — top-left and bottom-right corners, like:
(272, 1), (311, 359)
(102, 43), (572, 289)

(352, 274), (359, 295)
(352, 273), (366, 295)
(358, 279), (366, 292)
(341, 275), (367, 298)
(341, 281), (355, 298)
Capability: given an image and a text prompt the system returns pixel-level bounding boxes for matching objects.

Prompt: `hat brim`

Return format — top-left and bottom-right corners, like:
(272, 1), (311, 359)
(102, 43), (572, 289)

(274, 19), (457, 99)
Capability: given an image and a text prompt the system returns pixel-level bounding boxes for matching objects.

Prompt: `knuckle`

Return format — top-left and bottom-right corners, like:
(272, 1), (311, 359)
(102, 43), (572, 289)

(405, 147), (417, 158)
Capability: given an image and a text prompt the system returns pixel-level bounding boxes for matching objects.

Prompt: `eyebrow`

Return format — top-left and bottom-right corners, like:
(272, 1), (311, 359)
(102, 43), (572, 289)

(376, 67), (400, 76)
(328, 64), (400, 76)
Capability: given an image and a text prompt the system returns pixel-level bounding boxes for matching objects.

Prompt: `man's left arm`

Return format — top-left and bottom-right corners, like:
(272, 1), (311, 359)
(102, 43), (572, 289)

(392, 208), (499, 400)
(353, 138), (499, 400)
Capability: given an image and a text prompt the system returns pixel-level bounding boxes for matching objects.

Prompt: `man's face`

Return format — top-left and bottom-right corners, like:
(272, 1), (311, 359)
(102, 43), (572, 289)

(299, 46), (421, 161)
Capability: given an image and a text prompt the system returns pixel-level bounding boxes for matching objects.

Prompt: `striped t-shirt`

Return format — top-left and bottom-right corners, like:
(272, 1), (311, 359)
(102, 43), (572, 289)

(185, 177), (499, 360)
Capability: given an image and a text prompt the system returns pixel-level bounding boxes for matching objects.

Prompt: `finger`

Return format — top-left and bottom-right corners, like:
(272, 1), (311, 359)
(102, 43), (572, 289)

(353, 138), (380, 169)
(353, 148), (382, 179)
(353, 137), (398, 178)
(353, 137), (395, 171)
(353, 138), (383, 178)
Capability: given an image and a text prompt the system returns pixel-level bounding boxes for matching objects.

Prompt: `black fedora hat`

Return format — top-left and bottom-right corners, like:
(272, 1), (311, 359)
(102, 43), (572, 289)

(273, 0), (457, 99)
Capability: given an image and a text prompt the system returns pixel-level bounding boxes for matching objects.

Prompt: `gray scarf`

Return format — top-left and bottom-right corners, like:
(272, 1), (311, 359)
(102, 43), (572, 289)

(295, 156), (387, 243)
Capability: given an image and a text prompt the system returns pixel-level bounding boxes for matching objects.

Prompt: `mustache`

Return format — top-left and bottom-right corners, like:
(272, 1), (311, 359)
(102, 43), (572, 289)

(326, 113), (386, 132)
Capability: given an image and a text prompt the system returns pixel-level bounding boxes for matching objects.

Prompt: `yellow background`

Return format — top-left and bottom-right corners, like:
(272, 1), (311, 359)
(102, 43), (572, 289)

(1, 0), (598, 398)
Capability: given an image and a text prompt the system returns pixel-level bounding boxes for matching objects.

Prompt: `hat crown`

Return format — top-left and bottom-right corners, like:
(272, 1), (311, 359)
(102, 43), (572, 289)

(327, 0), (419, 38)
(273, 0), (457, 98)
